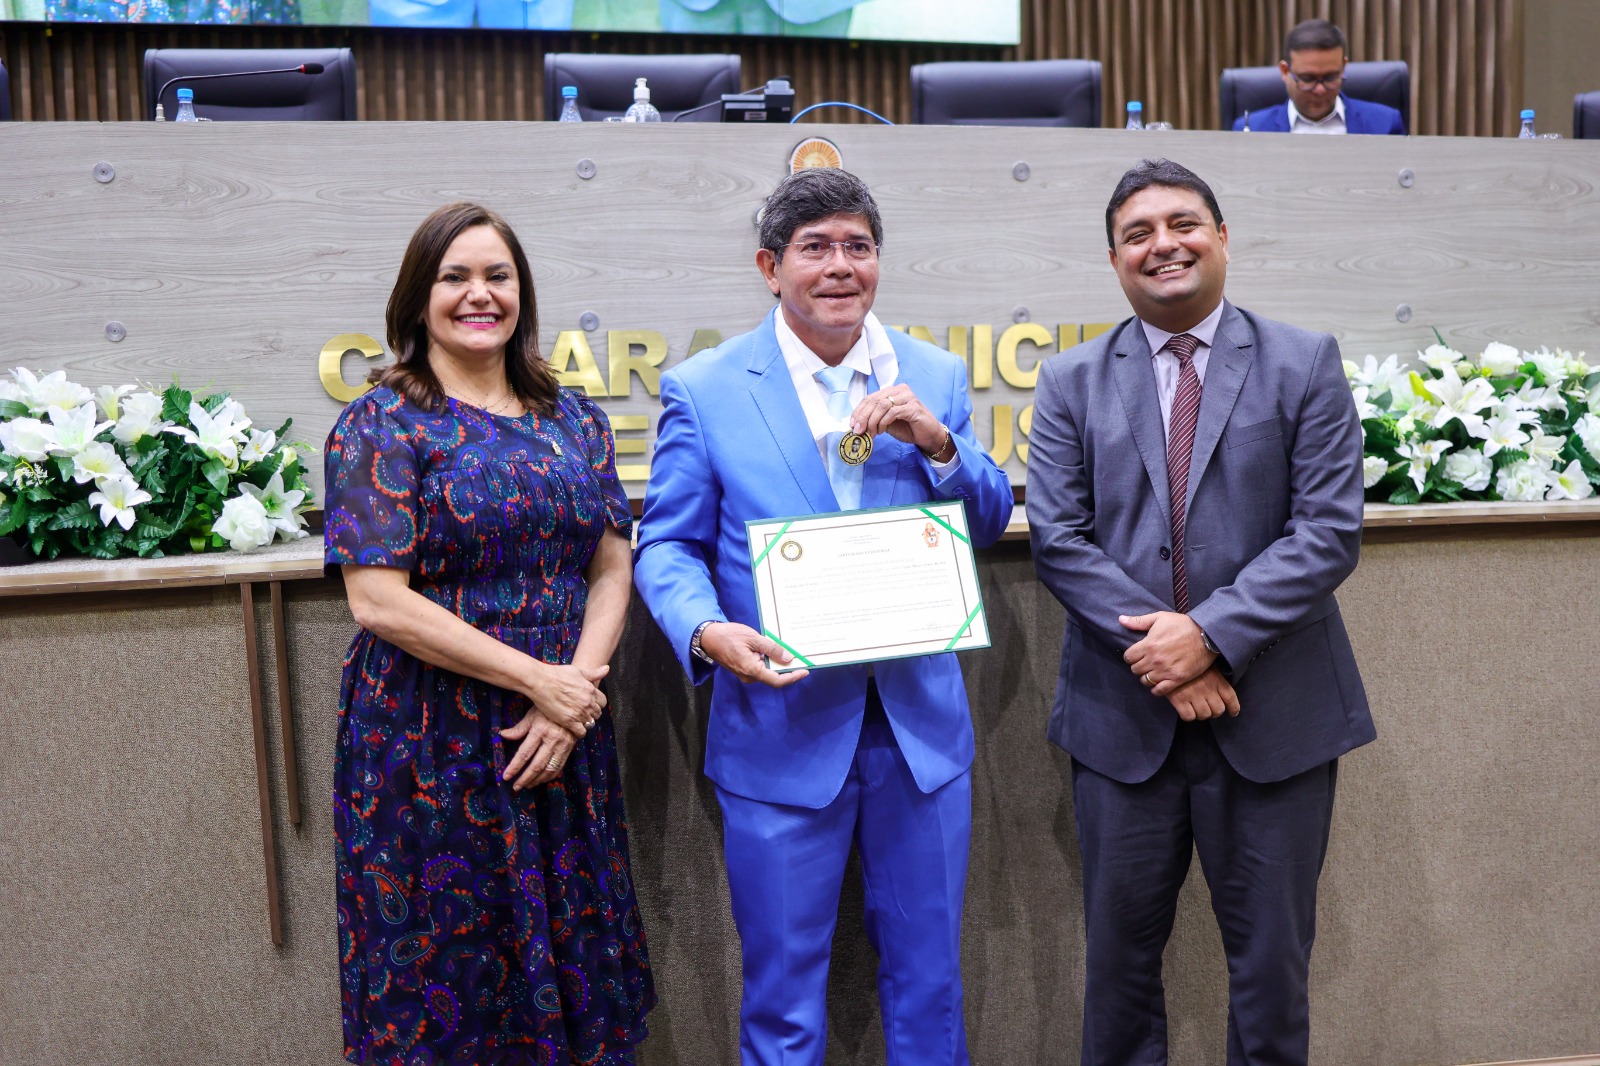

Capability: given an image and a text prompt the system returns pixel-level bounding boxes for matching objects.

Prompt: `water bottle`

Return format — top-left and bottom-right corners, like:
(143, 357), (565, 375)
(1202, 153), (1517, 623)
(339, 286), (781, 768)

(174, 88), (198, 123)
(1518, 109), (1536, 138)
(558, 85), (582, 123)
(1125, 101), (1143, 131)
(623, 78), (661, 123)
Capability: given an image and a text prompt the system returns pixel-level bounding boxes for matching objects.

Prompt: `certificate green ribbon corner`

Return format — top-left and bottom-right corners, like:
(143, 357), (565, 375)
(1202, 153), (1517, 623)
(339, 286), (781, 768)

(751, 519), (796, 568)
(943, 603), (984, 651)
(764, 629), (814, 669)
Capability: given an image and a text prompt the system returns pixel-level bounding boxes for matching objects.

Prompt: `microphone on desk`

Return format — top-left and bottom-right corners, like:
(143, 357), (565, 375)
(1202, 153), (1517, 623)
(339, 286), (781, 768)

(152, 63), (326, 121)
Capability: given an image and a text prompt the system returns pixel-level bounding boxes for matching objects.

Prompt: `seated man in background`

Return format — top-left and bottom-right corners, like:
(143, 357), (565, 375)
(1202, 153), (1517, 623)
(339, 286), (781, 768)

(1233, 18), (1406, 135)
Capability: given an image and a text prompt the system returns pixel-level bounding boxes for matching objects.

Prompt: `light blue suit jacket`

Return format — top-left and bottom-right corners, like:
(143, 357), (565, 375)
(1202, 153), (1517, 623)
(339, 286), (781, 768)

(1026, 303), (1374, 784)
(634, 309), (1014, 808)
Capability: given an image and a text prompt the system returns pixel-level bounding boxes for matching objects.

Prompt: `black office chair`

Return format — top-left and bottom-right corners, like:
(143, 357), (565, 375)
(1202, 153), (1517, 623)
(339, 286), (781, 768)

(1575, 91), (1600, 139)
(1, 59), (12, 122)
(143, 48), (357, 121)
(1219, 60), (1410, 132)
(910, 60), (1102, 128)
(543, 53), (740, 122)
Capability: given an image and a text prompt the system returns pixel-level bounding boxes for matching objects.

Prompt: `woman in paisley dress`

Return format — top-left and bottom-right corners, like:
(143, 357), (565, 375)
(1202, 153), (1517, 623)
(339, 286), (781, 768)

(323, 202), (653, 1065)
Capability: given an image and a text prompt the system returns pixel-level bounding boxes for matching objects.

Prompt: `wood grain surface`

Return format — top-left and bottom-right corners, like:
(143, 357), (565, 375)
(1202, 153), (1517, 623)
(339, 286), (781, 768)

(2, 121), (1597, 502)
(0, 535), (325, 596)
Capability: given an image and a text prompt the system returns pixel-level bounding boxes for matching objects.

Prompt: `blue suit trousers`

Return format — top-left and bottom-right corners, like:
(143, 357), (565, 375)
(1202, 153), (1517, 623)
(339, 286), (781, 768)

(715, 691), (972, 1066)
(1072, 724), (1338, 1066)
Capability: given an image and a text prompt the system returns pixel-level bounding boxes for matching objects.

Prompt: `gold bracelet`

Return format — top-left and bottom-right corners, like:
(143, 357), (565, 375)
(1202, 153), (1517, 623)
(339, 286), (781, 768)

(921, 424), (954, 462)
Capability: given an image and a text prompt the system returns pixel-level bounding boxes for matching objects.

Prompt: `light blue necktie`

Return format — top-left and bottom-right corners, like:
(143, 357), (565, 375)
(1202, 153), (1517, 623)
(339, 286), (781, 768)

(815, 363), (862, 511)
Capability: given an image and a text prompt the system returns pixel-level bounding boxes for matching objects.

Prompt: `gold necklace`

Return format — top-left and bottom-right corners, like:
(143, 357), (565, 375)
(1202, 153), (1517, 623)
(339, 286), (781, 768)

(447, 383), (516, 414)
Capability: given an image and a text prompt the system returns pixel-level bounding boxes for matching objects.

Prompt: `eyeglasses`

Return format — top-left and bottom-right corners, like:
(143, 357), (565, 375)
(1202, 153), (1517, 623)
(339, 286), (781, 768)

(782, 239), (879, 263)
(1288, 71), (1344, 90)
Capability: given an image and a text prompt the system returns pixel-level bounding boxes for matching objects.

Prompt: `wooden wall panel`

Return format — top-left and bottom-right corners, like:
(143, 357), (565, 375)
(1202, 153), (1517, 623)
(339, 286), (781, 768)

(2, 0), (1525, 134)
(3, 121), (1598, 503)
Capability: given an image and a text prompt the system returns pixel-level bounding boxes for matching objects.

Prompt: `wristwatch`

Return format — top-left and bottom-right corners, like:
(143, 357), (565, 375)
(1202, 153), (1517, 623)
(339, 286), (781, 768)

(1199, 628), (1220, 656)
(690, 619), (717, 664)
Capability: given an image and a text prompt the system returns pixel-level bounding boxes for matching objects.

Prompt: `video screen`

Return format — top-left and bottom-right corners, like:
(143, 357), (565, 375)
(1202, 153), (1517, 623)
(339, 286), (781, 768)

(11, 0), (1020, 45)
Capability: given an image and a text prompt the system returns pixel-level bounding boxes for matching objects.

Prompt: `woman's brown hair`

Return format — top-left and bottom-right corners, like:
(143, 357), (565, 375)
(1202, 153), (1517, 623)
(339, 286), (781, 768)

(370, 202), (557, 415)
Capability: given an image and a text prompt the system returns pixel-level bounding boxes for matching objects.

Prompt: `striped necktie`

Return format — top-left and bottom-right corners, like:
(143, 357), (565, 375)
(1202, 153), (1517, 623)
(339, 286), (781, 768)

(1164, 333), (1202, 612)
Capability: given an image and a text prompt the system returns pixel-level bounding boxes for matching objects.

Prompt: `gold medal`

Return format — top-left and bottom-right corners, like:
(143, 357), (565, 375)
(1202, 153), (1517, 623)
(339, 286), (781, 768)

(838, 432), (873, 466)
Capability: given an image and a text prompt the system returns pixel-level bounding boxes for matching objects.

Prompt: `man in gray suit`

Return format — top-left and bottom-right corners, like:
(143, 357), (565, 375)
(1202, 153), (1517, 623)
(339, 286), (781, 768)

(1027, 158), (1374, 1066)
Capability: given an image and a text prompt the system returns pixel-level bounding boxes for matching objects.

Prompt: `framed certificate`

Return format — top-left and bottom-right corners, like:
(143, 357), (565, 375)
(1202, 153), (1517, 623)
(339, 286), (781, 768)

(745, 500), (990, 671)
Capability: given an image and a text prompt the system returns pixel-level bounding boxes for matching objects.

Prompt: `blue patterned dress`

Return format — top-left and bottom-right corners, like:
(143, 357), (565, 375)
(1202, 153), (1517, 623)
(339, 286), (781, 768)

(323, 385), (654, 1065)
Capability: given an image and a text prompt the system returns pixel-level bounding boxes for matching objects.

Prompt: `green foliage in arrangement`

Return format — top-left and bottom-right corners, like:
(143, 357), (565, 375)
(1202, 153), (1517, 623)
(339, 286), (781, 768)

(0, 370), (313, 561)
(1350, 339), (1600, 504)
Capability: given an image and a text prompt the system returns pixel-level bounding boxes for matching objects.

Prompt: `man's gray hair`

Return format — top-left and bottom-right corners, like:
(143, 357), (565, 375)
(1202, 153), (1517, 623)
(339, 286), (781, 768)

(758, 168), (884, 260)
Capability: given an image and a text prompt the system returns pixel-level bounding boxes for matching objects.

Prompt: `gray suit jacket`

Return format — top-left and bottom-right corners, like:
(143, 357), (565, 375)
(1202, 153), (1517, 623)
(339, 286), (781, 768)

(1026, 302), (1374, 784)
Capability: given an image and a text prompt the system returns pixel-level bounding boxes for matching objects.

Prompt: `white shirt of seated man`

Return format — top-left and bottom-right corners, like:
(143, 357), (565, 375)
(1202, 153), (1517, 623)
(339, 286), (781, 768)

(1288, 94), (1347, 134)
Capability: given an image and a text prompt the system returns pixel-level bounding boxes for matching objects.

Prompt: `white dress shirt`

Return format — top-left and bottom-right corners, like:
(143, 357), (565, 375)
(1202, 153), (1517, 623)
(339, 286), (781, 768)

(1140, 301), (1225, 438)
(1288, 95), (1348, 134)
(774, 308), (957, 475)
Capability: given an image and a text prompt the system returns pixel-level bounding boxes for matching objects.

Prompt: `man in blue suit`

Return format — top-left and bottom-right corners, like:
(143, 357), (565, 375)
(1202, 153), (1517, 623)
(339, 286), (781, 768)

(1231, 18), (1406, 135)
(634, 167), (1013, 1065)
(1027, 158), (1374, 1066)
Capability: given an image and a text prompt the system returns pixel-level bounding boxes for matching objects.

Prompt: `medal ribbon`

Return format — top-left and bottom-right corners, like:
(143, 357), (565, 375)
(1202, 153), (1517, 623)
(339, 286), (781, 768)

(816, 363), (864, 511)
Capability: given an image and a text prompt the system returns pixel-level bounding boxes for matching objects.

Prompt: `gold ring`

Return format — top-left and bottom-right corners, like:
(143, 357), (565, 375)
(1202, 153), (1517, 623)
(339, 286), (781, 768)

(546, 758), (562, 771)
(1143, 673), (1153, 685)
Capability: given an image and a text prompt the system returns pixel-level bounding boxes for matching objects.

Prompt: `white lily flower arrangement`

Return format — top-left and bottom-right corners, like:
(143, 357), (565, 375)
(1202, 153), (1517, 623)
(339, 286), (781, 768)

(1348, 339), (1600, 504)
(0, 369), (314, 561)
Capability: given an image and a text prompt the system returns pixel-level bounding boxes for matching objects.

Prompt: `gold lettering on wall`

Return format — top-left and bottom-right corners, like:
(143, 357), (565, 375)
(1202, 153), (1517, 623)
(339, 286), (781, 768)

(319, 333), (385, 402)
(606, 330), (668, 397)
(987, 404), (1014, 464)
(687, 329), (723, 357)
(886, 325), (1002, 390)
(997, 323), (1052, 389)
(969, 325), (994, 389)
(610, 414), (652, 482)
(550, 330), (607, 397)
(313, 321), (1095, 485)
(941, 326), (967, 366)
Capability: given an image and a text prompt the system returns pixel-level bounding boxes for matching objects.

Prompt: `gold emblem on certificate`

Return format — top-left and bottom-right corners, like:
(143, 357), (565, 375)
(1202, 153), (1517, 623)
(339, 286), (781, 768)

(779, 539), (804, 562)
(838, 432), (873, 466)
